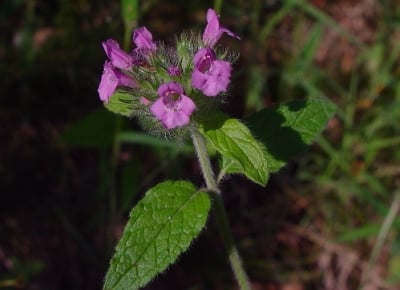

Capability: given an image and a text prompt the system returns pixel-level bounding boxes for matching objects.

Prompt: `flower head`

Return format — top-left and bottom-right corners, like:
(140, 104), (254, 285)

(150, 82), (196, 129)
(133, 27), (157, 52)
(202, 9), (240, 48)
(102, 39), (133, 69)
(97, 61), (136, 102)
(191, 48), (232, 97)
(98, 8), (239, 134)
(167, 65), (182, 76)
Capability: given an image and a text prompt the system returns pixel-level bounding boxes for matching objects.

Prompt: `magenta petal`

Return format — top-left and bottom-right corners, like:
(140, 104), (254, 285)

(221, 27), (240, 39)
(177, 95), (196, 115)
(150, 98), (167, 120)
(151, 82), (196, 129)
(150, 98), (185, 129)
(157, 81), (184, 98)
(114, 70), (136, 88)
(203, 60), (232, 96)
(102, 39), (133, 69)
(102, 39), (120, 53)
(192, 60), (232, 97)
(191, 69), (207, 91)
(163, 110), (190, 129)
(171, 111), (190, 128)
(160, 111), (176, 128)
(202, 9), (222, 48)
(202, 9), (240, 47)
(98, 62), (118, 102)
(157, 83), (169, 98)
(193, 48), (216, 72)
(133, 27), (157, 51)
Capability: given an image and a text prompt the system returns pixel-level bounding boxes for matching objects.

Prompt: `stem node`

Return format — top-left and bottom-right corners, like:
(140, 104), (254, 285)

(190, 127), (251, 290)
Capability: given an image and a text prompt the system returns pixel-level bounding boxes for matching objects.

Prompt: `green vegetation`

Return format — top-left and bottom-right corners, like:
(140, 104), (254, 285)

(1, 0), (400, 289)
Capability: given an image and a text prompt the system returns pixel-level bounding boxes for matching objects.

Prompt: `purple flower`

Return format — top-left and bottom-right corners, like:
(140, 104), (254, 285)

(191, 47), (232, 97)
(102, 39), (133, 69)
(203, 9), (240, 48)
(115, 69), (136, 88)
(97, 61), (136, 102)
(150, 82), (196, 129)
(167, 65), (182, 76)
(133, 27), (157, 52)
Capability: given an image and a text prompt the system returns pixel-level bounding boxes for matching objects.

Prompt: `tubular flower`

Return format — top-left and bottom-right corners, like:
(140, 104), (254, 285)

(202, 9), (240, 48)
(167, 65), (182, 76)
(102, 39), (134, 69)
(133, 27), (157, 52)
(191, 47), (232, 97)
(97, 61), (135, 102)
(150, 82), (196, 129)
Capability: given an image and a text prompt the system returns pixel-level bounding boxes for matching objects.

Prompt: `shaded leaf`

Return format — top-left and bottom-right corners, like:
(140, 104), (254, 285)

(61, 109), (121, 147)
(118, 131), (193, 153)
(246, 97), (336, 172)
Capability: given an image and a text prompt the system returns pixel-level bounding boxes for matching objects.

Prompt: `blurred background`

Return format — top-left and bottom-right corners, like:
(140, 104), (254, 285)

(1, 0), (400, 289)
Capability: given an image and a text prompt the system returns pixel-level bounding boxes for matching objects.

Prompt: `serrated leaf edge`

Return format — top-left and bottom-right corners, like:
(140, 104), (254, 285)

(105, 181), (209, 290)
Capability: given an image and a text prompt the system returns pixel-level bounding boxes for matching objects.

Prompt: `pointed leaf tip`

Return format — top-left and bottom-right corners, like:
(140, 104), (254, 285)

(200, 112), (270, 186)
(103, 180), (211, 290)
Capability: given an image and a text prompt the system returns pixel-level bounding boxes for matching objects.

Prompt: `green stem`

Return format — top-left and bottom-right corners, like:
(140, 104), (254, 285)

(190, 127), (217, 191)
(121, 0), (139, 50)
(213, 0), (223, 14)
(190, 127), (251, 290)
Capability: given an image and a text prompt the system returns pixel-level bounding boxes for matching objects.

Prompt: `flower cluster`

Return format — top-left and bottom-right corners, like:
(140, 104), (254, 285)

(98, 9), (239, 131)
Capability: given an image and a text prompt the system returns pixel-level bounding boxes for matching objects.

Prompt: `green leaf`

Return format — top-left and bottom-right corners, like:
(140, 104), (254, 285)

(104, 91), (134, 117)
(104, 181), (211, 290)
(61, 109), (121, 147)
(200, 112), (269, 186)
(246, 97), (336, 172)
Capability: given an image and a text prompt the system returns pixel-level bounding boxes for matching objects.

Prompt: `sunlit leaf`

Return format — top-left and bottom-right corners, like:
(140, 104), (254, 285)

(104, 91), (134, 117)
(200, 112), (269, 186)
(103, 181), (211, 290)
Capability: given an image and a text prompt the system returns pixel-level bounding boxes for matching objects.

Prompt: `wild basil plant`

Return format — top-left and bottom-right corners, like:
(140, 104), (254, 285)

(98, 8), (336, 290)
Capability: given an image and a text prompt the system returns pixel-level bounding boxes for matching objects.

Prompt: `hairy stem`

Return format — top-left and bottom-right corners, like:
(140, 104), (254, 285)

(190, 127), (251, 290)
